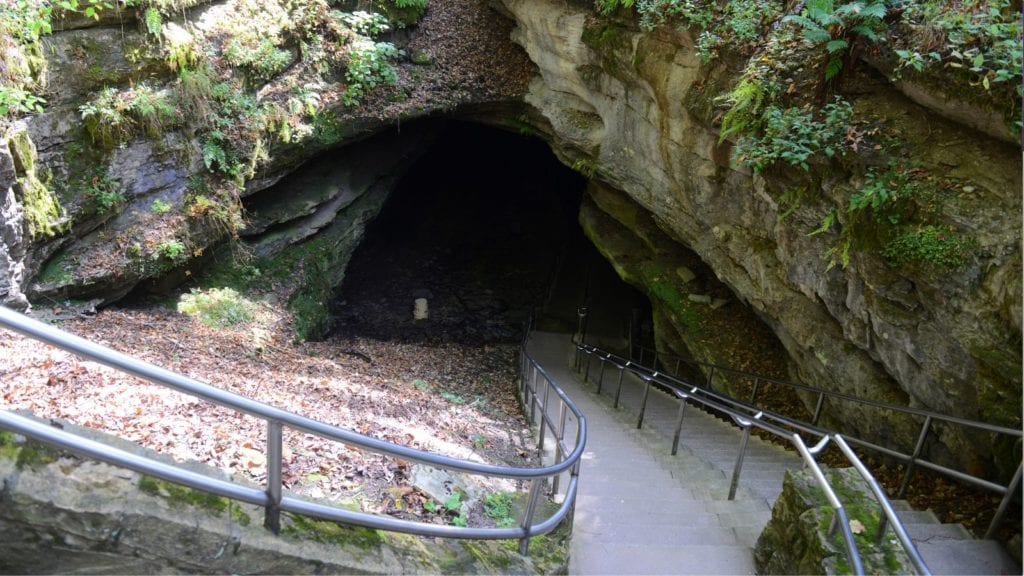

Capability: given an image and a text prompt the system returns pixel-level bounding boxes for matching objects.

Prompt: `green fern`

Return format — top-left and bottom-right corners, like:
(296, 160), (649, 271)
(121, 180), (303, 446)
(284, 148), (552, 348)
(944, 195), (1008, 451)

(718, 77), (768, 143)
(783, 0), (887, 85)
(143, 7), (162, 37)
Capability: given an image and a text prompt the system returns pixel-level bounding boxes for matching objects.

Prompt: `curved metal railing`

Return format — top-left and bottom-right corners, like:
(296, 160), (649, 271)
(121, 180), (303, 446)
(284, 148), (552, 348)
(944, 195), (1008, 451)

(626, 341), (1023, 538)
(0, 305), (586, 555)
(577, 340), (1021, 575)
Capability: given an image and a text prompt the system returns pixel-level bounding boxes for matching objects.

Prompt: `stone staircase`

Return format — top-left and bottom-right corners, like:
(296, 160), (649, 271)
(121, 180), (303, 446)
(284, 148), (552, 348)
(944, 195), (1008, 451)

(528, 331), (1021, 575)
(893, 501), (1020, 575)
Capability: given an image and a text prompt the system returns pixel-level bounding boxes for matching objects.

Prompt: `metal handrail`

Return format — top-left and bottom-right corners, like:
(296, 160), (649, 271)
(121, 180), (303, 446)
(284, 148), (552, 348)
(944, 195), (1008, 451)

(575, 341), (934, 575)
(793, 434), (865, 576)
(631, 342), (1021, 437)
(833, 434), (930, 574)
(0, 305), (587, 555)
(623, 341), (1022, 537)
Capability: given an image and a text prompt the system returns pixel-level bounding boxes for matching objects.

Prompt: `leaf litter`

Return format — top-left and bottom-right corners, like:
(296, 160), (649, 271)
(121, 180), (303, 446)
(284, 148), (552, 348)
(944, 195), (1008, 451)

(0, 304), (537, 526)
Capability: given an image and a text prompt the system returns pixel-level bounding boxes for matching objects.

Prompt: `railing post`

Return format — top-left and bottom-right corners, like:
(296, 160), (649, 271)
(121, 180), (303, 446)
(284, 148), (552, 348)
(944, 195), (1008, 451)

(671, 395), (688, 456)
(985, 461), (1023, 540)
(529, 366), (539, 425)
(812, 391), (826, 425)
(728, 423), (753, 501)
(264, 420), (283, 533)
(520, 352), (528, 397)
(673, 357), (681, 376)
(614, 365), (626, 409)
(637, 374), (655, 429)
(518, 478), (543, 555)
(538, 378), (550, 451)
(706, 366), (715, 391)
(749, 377), (760, 404)
(596, 356), (607, 394)
(898, 416), (933, 498)
(551, 402), (567, 496)
(576, 306), (588, 347)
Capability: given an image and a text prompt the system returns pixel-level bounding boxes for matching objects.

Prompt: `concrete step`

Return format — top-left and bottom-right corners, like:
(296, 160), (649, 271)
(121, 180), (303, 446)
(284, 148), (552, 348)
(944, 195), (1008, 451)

(915, 538), (1021, 576)
(904, 521), (972, 541)
(897, 509), (941, 525)
(571, 544), (757, 575)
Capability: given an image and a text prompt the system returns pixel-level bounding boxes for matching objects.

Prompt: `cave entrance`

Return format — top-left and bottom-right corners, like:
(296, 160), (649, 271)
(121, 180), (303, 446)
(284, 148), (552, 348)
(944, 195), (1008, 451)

(330, 120), (650, 345)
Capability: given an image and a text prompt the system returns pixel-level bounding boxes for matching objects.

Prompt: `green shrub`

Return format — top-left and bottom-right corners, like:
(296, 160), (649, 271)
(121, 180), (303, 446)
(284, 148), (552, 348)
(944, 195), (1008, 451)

(783, 0), (886, 89)
(223, 36), (293, 82)
(733, 98), (853, 172)
(153, 239), (186, 261)
(343, 38), (400, 105)
(79, 84), (179, 147)
(882, 225), (973, 271)
(0, 87), (45, 117)
(83, 172), (123, 213)
(177, 287), (257, 327)
(150, 199), (172, 214)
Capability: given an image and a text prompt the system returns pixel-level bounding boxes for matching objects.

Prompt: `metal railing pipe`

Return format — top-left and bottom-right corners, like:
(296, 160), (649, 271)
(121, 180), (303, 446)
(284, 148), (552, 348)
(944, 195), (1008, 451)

(671, 389), (692, 456)
(614, 364), (626, 409)
(637, 374), (655, 429)
(265, 420), (283, 533)
(518, 479), (543, 555)
(833, 435), (931, 575)
(793, 434), (864, 576)
(728, 414), (758, 501)
(0, 307), (584, 480)
(0, 411), (270, 507)
(986, 461), (1023, 540)
(596, 354), (609, 394)
(899, 416), (933, 498)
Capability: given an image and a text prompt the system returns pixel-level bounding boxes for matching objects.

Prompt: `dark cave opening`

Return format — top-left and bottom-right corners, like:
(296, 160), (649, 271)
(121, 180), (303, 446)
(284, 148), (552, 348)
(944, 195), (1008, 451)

(330, 120), (651, 345)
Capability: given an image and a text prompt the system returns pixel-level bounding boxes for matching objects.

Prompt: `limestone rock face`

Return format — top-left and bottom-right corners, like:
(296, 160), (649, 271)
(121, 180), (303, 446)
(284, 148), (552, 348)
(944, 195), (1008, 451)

(499, 0), (1021, 474)
(10, 0), (534, 314)
(0, 126), (29, 309)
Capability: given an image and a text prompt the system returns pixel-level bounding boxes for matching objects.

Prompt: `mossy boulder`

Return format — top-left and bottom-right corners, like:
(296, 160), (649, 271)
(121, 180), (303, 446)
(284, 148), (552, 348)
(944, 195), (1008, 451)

(755, 467), (914, 575)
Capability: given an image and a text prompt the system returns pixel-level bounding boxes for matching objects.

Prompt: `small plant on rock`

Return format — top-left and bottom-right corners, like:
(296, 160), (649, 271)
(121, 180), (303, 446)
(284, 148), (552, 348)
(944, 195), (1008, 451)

(177, 287), (257, 327)
(150, 199), (172, 214)
(783, 0), (887, 97)
(153, 239), (186, 261)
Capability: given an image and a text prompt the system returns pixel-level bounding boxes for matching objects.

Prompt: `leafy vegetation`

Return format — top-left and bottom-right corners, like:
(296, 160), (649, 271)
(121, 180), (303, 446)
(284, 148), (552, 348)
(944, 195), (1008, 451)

(79, 84), (180, 148)
(82, 171), (123, 213)
(654, 0), (1021, 271)
(343, 40), (400, 105)
(892, 1), (1022, 89)
(811, 162), (976, 272)
(783, 0), (886, 93)
(150, 199), (172, 214)
(153, 238), (186, 261)
(177, 287), (257, 327)
(732, 98), (854, 172)
(484, 492), (517, 528)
